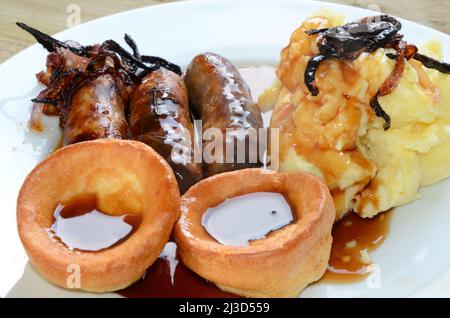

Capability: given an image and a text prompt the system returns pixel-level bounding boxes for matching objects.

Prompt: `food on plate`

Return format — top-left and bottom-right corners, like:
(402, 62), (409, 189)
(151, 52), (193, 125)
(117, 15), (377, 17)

(129, 69), (202, 193)
(15, 10), (450, 298)
(17, 23), (181, 145)
(17, 139), (180, 292)
(184, 53), (264, 177)
(269, 13), (450, 218)
(174, 168), (335, 297)
(17, 23), (201, 193)
(62, 72), (129, 145)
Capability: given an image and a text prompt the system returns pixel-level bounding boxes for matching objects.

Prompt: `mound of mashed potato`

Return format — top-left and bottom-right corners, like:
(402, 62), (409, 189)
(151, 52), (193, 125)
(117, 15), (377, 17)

(265, 12), (450, 219)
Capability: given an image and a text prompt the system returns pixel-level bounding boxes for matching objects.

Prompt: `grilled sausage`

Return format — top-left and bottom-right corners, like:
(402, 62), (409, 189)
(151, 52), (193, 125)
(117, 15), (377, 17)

(184, 52), (264, 177)
(63, 73), (128, 145)
(129, 69), (202, 193)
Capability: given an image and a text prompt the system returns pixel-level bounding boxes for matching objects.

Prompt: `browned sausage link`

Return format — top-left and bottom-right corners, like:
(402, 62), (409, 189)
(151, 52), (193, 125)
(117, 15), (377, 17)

(184, 52), (264, 177)
(129, 69), (202, 194)
(63, 73), (128, 145)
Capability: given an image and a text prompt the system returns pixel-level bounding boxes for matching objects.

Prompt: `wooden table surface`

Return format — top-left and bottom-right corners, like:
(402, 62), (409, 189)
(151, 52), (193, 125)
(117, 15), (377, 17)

(1, 0), (449, 63)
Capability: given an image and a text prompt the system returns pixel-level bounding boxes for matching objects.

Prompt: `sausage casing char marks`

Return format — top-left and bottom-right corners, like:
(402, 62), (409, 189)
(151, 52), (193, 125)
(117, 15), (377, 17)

(129, 69), (202, 193)
(18, 23), (132, 145)
(184, 53), (264, 177)
(38, 54), (131, 146)
(63, 73), (129, 145)
(19, 23), (186, 148)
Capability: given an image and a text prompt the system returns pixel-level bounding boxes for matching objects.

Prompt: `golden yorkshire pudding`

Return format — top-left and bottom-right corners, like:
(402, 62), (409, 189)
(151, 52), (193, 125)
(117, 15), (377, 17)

(174, 168), (335, 298)
(17, 139), (180, 292)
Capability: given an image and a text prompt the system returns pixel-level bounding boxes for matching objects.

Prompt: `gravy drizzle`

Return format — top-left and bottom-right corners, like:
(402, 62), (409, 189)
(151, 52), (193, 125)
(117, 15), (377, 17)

(322, 210), (392, 283)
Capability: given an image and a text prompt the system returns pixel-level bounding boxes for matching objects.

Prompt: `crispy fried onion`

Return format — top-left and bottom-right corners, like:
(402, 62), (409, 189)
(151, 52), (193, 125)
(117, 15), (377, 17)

(370, 42), (417, 130)
(305, 15), (450, 130)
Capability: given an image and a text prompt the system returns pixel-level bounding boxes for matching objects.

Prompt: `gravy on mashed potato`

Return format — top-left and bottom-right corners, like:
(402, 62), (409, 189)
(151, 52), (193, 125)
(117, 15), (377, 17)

(263, 12), (450, 219)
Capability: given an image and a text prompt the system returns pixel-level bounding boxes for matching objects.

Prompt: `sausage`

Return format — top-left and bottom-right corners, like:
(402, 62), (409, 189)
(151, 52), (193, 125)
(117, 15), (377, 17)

(184, 52), (264, 177)
(129, 69), (202, 193)
(63, 73), (128, 145)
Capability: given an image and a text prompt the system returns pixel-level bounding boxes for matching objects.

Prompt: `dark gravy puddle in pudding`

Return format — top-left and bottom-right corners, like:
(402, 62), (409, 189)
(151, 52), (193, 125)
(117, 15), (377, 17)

(47, 193), (141, 252)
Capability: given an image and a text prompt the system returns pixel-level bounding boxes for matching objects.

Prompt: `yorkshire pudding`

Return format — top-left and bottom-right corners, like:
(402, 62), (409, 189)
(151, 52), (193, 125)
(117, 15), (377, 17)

(17, 139), (180, 292)
(174, 168), (335, 298)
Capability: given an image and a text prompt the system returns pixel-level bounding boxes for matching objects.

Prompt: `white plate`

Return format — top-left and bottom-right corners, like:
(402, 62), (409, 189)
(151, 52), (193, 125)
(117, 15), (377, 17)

(1, 0), (450, 298)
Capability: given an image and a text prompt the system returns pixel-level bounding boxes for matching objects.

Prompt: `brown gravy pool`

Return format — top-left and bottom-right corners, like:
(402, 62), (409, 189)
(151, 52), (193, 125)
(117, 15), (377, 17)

(118, 247), (236, 298)
(322, 210), (392, 283)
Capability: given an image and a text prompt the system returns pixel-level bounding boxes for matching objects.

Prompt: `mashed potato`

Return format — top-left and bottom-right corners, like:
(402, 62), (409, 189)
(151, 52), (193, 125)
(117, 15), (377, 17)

(267, 12), (450, 219)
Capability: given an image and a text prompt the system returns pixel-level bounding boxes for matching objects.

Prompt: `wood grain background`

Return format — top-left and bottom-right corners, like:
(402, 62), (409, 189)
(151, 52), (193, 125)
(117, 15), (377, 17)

(0, 0), (449, 63)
